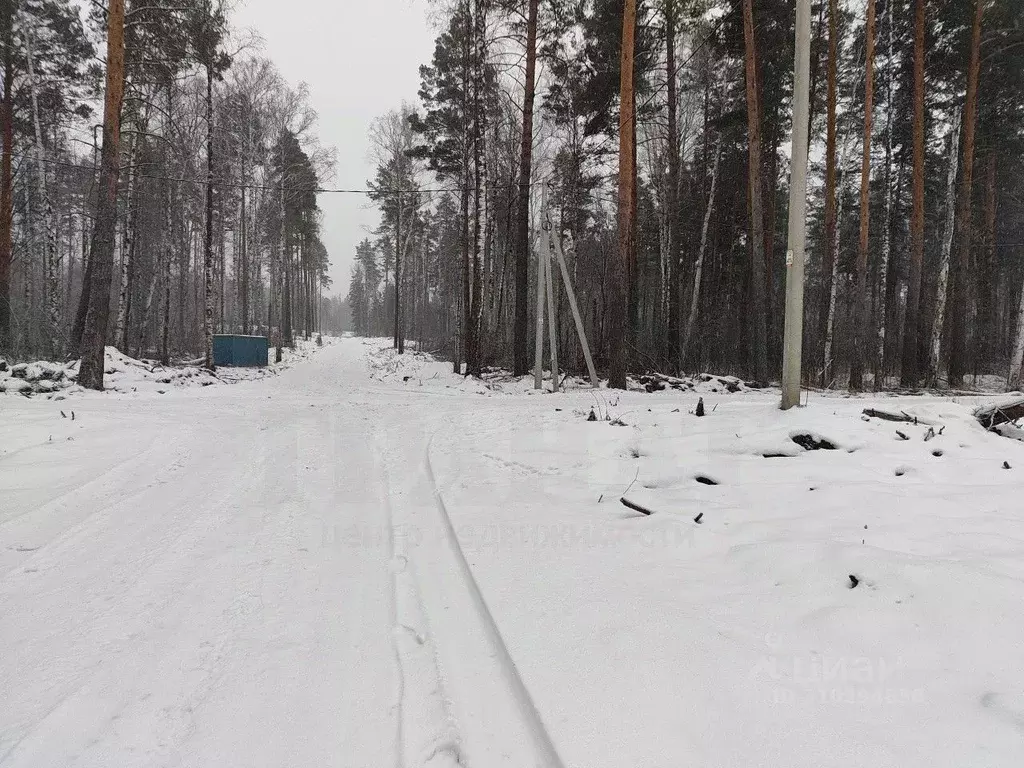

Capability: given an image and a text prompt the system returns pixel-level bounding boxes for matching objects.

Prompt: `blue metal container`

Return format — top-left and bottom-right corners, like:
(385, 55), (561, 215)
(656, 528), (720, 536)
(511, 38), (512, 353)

(213, 335), (270, 367)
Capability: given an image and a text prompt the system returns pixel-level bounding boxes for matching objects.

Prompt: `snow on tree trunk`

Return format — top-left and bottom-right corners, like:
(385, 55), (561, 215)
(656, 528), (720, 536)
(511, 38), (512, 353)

(926, 109), (963, 388)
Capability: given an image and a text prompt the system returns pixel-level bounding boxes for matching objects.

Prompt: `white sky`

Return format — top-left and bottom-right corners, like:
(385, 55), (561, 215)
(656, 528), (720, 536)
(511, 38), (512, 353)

(233, 0), (436, 295)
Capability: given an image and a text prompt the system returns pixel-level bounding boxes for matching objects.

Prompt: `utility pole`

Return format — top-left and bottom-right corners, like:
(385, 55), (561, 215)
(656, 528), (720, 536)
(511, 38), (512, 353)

(781, 0), (812, 410)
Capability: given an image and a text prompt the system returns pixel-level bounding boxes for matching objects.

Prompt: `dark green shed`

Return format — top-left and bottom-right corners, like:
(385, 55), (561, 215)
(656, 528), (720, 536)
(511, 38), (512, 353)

(213, 335), (269, 367)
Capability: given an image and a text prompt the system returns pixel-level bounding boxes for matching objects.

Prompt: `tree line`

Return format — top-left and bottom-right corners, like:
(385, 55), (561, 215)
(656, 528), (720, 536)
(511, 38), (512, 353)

(350, 0), (1024, 392)
(0, 0), (336, 390)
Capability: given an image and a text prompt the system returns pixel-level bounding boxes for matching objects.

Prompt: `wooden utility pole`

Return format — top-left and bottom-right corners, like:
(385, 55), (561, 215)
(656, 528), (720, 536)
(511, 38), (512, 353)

(78, 0), (127, 391)
(742, 0), (769, 384)
(902, 0), (927, 386)
(781, 0), (812, 410)
(609, 0), (636, 390)
(948, 0), (985, 387)
(849, 0), (876, 392)
(514, 0), (539, 376)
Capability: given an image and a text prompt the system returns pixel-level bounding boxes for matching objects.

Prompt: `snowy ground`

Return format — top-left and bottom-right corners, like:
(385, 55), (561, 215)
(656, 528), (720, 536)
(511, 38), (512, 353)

(0, 338), (324, 399)
(2, 337), (1023, 768)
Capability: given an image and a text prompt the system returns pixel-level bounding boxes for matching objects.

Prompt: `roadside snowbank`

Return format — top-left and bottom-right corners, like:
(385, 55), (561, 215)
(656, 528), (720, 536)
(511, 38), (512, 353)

(0, 337), (330, 399)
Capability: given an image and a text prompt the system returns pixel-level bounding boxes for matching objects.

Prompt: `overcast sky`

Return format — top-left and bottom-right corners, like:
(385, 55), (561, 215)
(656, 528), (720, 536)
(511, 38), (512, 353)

(233, 0), (436, 296)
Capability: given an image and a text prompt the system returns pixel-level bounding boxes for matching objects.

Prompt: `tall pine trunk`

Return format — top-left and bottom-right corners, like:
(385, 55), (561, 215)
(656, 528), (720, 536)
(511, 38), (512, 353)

(203, 63), (216, 369)
(1008, 277), (1024, 391)
(926, 110), (962, 387)
(902, 0), (927, 386)
(820, 0), (839, 383)
(849, 0), (876, 392)
(513, 0), (538, 376)
(0, 4), (12, 352)
(664, 0), (681, 371)
(874, 0), (895, 389)
(948, 0), (984, 386)
(78, 0), (127, 390)
(681, 142), (721, 368)
(23, 20), (61, 356)
(608, 0), (637, 390)
(742, 0), (769, 384)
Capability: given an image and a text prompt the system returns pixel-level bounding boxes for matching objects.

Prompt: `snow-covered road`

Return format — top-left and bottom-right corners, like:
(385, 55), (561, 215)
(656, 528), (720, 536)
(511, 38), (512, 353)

(4, 337), (1024, 768)
(1, 340), (559, 768)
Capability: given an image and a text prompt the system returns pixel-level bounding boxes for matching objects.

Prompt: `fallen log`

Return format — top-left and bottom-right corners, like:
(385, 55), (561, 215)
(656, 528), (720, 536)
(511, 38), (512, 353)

(620, 497), (655, 516)
(975, 398), (1024, 429)
(862, 408), (916, 423)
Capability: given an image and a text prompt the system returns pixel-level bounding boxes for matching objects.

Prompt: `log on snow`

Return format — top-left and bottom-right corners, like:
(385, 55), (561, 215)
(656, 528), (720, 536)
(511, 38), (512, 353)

(620, 497), (655, 516)
(975, 398), (1024, 429)
(862, 408), (917, 423)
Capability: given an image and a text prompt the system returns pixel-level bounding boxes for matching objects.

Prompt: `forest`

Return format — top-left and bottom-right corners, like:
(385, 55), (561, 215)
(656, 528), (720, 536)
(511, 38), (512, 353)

(0, 0), (336, 390)
(350, 0), (1024, 392)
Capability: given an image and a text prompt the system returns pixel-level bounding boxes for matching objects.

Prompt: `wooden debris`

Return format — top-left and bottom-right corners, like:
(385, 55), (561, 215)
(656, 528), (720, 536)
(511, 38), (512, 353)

(975, 398), (1024, 430)
(620, 497), (655, 516)
(863, 408), (916, 423)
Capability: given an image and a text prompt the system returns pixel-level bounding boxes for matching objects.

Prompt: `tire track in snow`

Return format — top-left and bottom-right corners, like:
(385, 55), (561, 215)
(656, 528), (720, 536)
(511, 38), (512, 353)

(424, 431), (566, 768)
(374, 434), (464, 768)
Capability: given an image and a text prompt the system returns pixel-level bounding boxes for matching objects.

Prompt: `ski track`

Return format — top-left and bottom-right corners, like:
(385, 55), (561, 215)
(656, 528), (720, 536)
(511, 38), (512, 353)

(0, 339), (566, 768)
(423, 435), (565, 768)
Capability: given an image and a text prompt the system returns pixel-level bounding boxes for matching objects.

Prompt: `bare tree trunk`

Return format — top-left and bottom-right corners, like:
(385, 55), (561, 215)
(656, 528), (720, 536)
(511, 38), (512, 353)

(460, 0), (472, 374)
(681, 141), (721, 368)
(78, 0), (127, 391)
(742, 0), (769, 384)
(395, 190), (403, 352)
(467, 0), (487, 375)
(23, 20), (62, 356)
(926, 110), (963, 387)
(608, 0), (637, 389)
(114, 131), (140, 353)
(824, 137), (853, 387)
(948, 0), (985, 387)
(902, 0), (927, 386)
(240, 186), (249, 335)
(980, 154), (997, 373)
(874, 0), (895, 390)
(820, 0), (839, 382)
(161, 178), (173, 365)
(849, 0), (876, 392)
(513, 0), (539, 376)
(1008, 278), (1024, 391)
(0, 3), (12, 352)
(203, 63), (216, 370)
(664, 0), (682, 371)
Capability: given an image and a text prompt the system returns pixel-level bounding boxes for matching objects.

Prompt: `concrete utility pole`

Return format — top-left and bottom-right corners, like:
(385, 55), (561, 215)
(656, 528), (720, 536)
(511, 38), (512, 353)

(781, 0), (812, 410)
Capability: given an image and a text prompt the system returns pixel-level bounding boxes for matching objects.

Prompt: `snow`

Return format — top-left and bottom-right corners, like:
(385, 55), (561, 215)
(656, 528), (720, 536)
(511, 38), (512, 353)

(0, 338), (325, 399)
(2, 337), (1023, 767)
